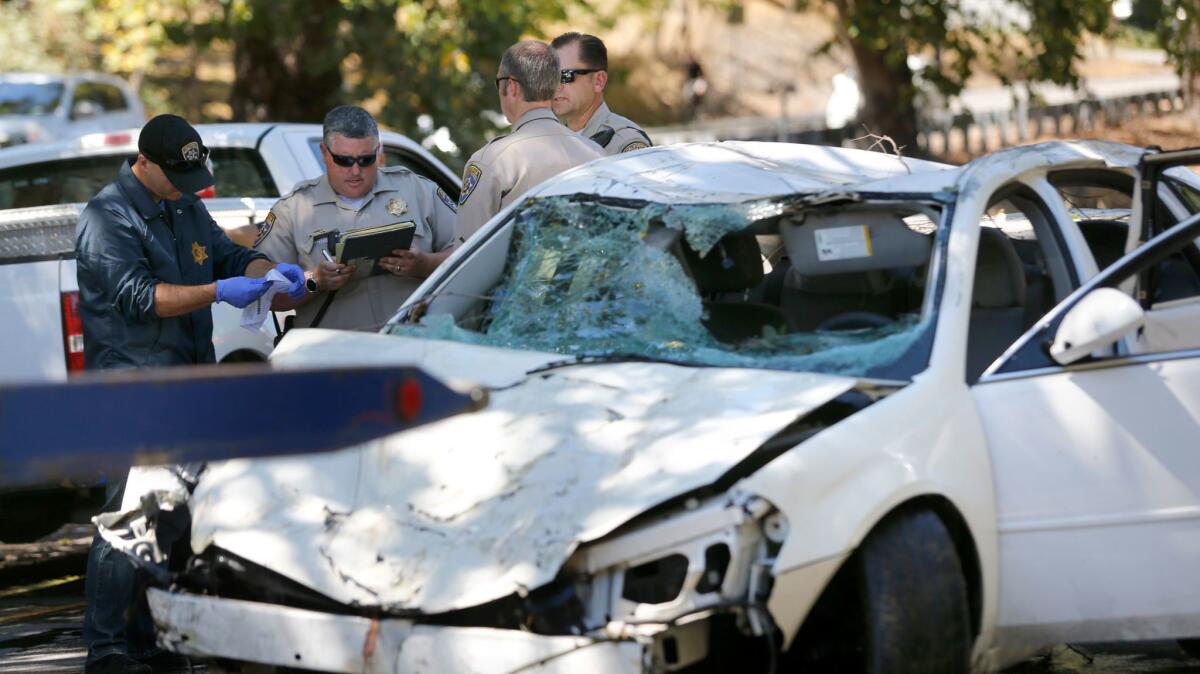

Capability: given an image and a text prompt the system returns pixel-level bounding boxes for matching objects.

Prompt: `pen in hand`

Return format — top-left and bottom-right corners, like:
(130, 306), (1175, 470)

(321, 249), (341, 275)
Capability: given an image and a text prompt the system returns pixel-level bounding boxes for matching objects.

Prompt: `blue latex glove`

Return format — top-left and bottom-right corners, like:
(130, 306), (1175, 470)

(275, 263), (306, 299)
(215, 276), (271, 308)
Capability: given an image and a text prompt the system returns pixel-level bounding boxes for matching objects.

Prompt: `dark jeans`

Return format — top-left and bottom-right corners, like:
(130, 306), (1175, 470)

(82, 479), (160, 664)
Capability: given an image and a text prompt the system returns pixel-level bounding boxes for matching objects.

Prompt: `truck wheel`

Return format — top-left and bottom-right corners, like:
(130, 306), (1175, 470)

(788, 508), (971, 674)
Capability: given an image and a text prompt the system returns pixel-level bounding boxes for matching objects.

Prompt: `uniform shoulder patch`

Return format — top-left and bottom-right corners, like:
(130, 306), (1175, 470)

(436, 186), (458, 213)
(277, 176), (322, 202)
(620, 140), (650, 153)
(253, 210), (276, 248)
(459, 164), (483, 205)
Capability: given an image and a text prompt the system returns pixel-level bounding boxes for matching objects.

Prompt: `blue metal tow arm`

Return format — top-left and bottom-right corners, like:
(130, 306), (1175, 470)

(0, 364), (485, 489)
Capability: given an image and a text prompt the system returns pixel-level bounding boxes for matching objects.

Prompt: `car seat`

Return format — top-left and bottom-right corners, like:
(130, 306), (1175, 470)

(966, 227), (1028, 380)
(681, 234), (789, 343)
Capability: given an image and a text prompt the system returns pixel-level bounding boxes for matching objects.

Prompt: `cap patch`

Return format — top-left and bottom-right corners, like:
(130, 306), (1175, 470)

(182, 141), (201, 161)
(459, 164), (482, 205)
(436, 187), (457, 213)
(253, 211), (276, 248)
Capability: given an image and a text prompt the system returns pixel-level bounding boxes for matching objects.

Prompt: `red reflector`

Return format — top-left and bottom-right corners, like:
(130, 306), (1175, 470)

(396, 378), (423, 421)
(60, 290), (85, 373)
(104, 132), (132, 146)
(195, 185), (216, 199)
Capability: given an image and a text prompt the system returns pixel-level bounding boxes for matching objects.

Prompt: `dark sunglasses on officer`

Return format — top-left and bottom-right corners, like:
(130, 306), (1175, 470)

(560, 68), (603, 84)
(327, 145), (380, 168)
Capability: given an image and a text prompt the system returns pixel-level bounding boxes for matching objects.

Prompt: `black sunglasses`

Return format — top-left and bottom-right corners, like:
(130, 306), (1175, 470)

(495, 75), (521, 91)
(157, 145), (210, 170)
(327, 146), (379, 168)
(560, 68), (603, 84)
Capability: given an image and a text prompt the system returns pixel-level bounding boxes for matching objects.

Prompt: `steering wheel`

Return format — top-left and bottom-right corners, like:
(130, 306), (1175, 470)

(816, 311), (895, 332)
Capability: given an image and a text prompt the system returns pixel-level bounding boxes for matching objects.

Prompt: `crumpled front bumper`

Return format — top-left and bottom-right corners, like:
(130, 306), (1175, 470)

(148, 589), (645, 674)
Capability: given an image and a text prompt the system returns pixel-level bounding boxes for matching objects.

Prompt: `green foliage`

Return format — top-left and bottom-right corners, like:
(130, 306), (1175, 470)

(803, 0), (1113, 100)
(344, 0), (573, 166)
(0, 0), (94, 72)
(1113, 23), (1163, 49)
(1129, 0), (1167, 32)
(788, 0), (1114, 153)
(0, 0), (594, 165)
(1150, 1), (1200, 95)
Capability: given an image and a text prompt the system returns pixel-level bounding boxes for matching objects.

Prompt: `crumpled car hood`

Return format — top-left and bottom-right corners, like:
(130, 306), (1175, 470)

(191, 331), (856, 613)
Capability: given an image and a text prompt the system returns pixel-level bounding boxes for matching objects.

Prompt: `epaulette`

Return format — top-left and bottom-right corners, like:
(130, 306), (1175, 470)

(589, 128), (616, 148)
(276, 175), (323, 201)
(379, 165), (415, 176)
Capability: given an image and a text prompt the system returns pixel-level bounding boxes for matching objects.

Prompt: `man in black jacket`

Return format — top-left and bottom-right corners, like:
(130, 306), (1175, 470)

(75, 113), (304, 674)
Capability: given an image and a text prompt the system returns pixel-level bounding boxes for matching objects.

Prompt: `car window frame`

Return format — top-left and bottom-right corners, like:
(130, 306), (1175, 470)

(983, 206), (1200, 381)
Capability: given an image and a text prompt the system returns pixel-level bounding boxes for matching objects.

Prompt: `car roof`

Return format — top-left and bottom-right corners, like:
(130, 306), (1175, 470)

(531, 139), (1152, 204)
(0, 73), (68, 85)
(0, 122), (430, 169)
(534, 141), (956, 204)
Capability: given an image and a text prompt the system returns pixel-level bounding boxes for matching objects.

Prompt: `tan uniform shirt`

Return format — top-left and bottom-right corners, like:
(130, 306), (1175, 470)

(455, 107), (603, 243)
(580, 102), (652, 156)
(254, 166), (457, 331)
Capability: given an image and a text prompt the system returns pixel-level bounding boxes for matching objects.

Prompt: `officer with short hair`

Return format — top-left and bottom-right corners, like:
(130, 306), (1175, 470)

(76, 113), (305, 674)
(255, 105), (457, 331)
(76, 115), (304, 371)
(551, 32), (652, 155)
(451, 40), (603, 246)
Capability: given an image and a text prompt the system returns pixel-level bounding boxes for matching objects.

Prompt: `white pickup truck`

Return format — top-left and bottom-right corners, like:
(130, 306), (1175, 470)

(0, 123), (458, 383)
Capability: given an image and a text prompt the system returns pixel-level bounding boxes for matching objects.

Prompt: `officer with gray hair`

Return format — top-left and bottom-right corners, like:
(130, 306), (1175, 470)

(255, 105), (457, 331)
(451, 40), (602, 246)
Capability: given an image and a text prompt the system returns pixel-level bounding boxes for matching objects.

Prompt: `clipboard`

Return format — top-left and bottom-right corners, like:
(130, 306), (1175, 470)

(333, 221), (416, 280)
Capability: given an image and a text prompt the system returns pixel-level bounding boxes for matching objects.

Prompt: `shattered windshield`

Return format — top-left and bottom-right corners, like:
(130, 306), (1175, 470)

(390, 195), (940, 379)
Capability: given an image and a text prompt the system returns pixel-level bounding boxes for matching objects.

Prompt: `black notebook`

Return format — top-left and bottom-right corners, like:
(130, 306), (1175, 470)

(334, 221), (416, 279)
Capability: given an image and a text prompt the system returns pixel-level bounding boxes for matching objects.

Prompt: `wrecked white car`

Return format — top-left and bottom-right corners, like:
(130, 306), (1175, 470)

(135, 141), (1200, 673)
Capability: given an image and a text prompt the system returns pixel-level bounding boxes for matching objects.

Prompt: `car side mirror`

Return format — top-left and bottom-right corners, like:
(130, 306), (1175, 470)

(71, 100), (100, 120)
(1049, 287), (1145, 366)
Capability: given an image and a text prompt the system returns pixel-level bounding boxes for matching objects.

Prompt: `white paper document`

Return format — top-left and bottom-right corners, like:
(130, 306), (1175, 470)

(241, 268), (292, 331)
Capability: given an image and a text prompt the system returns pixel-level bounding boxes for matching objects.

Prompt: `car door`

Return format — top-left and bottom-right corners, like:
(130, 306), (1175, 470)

(66, 80), (130, 138)
(973, 154), (1200, 649)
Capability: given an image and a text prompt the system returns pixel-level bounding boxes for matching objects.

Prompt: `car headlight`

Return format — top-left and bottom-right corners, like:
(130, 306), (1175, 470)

(567, 492), (785, 634)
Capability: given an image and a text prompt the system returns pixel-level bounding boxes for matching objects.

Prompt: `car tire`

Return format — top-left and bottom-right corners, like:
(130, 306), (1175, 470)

(787, 507), (972, 674)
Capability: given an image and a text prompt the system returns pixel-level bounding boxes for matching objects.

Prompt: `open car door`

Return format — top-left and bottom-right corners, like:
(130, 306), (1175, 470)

(972, 147), (1200, 652)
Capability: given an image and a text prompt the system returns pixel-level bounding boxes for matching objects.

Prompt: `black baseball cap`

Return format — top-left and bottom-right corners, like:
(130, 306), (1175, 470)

(138, 114), (214, 194)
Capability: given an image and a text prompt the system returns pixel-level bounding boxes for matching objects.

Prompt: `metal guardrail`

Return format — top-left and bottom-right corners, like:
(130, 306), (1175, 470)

(917, 89), (1185, 156)
(647, 88), (1186, 156)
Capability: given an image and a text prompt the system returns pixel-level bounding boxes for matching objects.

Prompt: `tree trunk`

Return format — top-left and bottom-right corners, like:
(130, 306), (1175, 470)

(229, 1), (343, 123)
(848, 39), (923, 157)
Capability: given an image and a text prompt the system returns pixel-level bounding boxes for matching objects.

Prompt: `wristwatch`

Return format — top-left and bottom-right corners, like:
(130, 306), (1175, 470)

(304, 270), (320, 294)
